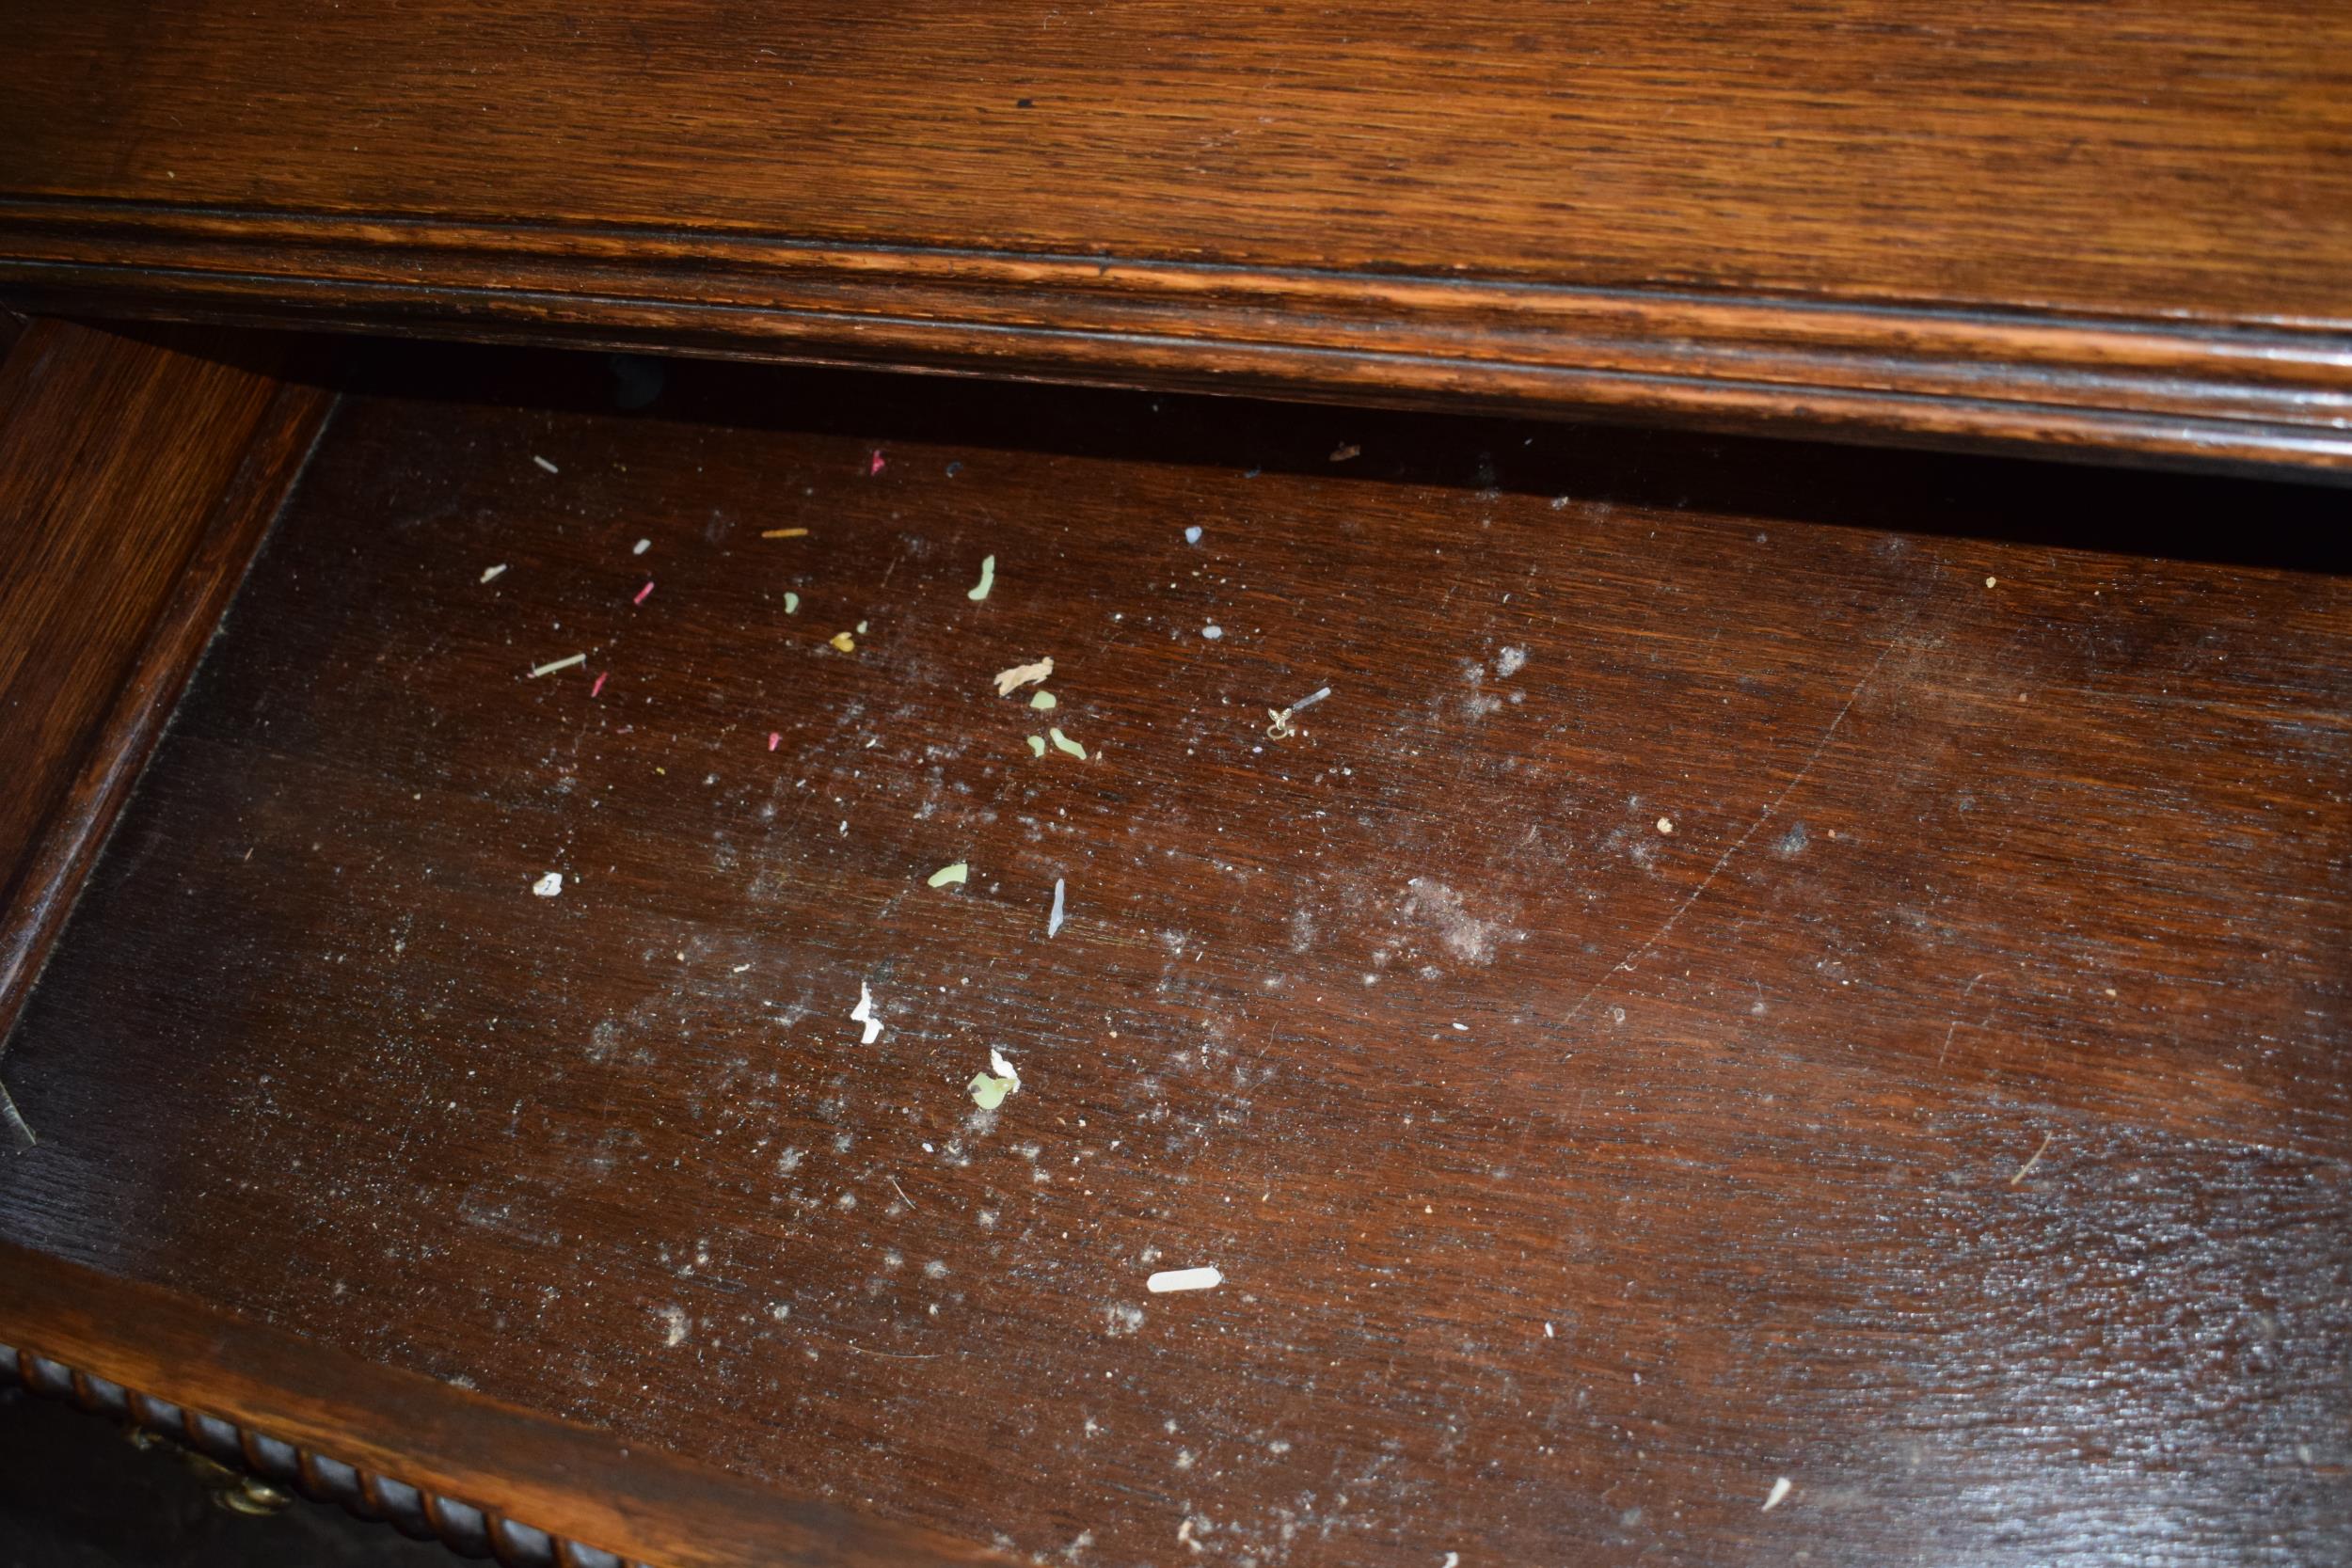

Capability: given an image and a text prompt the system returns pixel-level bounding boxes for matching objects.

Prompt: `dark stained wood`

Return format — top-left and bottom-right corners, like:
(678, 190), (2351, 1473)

(0, 1250), (1015, 1568)
(2, 348), (2348, 1564)
(3, 3), (2350, 470)
(0, 320), (334, 1067)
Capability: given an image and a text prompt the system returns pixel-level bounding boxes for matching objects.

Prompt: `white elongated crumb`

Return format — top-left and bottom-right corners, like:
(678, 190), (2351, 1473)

(529, 653), (587, 678)
(1148, 1266), (1223, 1293)
(993, 657), (1054, 696)
(989, 1048), (1019, 1090)
(1763, 1477), (1792, 1512)
(850, 981), (882, 1044)
(532, 455), (559, 474)
(633, 538), (651, 555)
(1047, 878), (1066, 938)
(481, 563), (507, 583)
(532, 872), (564, 897)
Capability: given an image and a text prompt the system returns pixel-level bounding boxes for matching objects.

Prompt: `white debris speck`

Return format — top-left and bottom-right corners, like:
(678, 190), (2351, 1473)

(532, 872), (564, 897)
(633, 537), (651, 555)
(1048, 878), (1067, 938)
(850, 981), (882, 1044)
(657, 1305), (688, 1346)
(1657, 816), (1675, 834)
(1763, 1477), (1792, 1512)
(1184, 525), (1202, 545)
(1495, 645), (1527, 677)
(532, 455), (559, 474)
(1444, 1555), (1461, 1568)
(993, 657), (1054, 696)
(528, 653), (587, 678)
(1985, 576), (1998, 589)
(1201, 625), (1224, 641)
(481, 563), (507, 583)
(1148, 1266), (1223, 1293)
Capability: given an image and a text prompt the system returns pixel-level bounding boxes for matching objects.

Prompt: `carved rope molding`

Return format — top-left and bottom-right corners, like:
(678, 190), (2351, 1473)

(0, 1342), (649, 1568)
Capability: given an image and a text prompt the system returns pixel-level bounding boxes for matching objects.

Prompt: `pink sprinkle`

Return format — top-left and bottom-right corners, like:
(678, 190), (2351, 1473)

(768, 732), (782, 752)
(590, 672), (608, 697)
(633, 580), (655, 606)
(867, 450), (885, 476)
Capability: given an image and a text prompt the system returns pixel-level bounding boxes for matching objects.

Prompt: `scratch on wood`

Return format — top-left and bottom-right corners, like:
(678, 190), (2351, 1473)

(1552, 636), (1904, 1037)
(0, 1078), (34, 1149)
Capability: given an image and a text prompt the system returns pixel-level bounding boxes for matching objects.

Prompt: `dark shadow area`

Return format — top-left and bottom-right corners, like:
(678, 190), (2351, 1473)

(0, 1386), (449, 1568)
(315, 337), (2352, 576)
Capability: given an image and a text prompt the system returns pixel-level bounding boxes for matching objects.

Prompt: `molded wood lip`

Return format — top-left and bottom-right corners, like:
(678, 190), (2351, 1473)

(6, 198), (2350, 475)
(0, 1243), (1017, 1568)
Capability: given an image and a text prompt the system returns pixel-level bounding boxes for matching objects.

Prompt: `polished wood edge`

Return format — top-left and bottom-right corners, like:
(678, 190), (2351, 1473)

(0, 330), (335, 1053)
(0, 1244), (1019, 1568)
(5, 199), (2350, 473)
(3, 1341), (649, 1568)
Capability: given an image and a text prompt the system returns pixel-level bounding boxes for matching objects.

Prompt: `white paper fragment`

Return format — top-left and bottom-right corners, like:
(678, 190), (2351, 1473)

(1148, 1266), (1223, 1294)
(850, 981), (882, 1044)
(1763, 1477), (1792, 1513)
(481, 563), (508, 583)
(529, 653), (587, 678)
(532, 455), (559, 474)
(633, 538), (651, 555)
(1047, 878), (1066, 939)
(1184, 525), (1202, 545)
(532, 872), (564, 897)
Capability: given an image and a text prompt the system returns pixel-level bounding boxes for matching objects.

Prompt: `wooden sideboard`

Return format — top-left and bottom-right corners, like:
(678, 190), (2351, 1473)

(1, 6), (2347, 1566)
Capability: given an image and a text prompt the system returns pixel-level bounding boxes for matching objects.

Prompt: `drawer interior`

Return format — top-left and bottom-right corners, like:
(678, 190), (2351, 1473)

(2, 341), (2346, 1564)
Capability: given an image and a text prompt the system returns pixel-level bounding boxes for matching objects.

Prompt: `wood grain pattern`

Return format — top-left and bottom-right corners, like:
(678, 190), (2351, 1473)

(0, 1250), (1013, 1568)
(2, 2), (2350, 468)
(0, 320), (332, 1061)
(2, 348), (2347, 1564)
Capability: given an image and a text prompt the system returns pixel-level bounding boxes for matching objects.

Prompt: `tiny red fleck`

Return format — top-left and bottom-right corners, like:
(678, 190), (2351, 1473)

(633, 580), (655, 605)
(768, 732), (782, 752)
(868, 450), (885, 476)
(590, 672), (608, 697)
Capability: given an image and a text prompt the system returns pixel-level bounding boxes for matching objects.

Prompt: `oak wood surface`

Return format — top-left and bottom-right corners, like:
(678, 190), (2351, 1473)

(0, 320), (333, 1067)
(3, 2), (2350, 468)
(1, 348), (2347, 1564)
